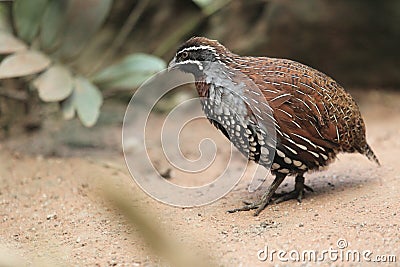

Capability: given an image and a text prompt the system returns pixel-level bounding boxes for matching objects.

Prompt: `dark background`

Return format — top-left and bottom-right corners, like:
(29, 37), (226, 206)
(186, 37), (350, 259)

(113, 0), (400, 88)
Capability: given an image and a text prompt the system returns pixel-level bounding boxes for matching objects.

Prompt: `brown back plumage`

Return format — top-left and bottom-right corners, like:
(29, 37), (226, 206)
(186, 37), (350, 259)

(235, 56), (380, 165)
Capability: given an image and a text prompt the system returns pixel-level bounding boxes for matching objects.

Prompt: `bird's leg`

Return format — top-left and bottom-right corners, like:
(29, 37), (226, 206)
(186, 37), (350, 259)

(227, 174), (287, 216)
(272, 174), (313, 204)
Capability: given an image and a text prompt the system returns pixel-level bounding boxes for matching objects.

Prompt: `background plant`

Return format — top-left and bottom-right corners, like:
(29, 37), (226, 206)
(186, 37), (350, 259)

(0, 0), (167, 128)
(0, 0), (234, 133)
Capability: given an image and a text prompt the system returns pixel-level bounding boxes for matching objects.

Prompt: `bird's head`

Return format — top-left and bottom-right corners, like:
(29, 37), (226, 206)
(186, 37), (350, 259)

(168, 37), (231, 76)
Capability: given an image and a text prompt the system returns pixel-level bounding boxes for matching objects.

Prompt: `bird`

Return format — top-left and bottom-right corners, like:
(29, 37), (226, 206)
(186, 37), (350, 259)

(168, 37), (380, 216)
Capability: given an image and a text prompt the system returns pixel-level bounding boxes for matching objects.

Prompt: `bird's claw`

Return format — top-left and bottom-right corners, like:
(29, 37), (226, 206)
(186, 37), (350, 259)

(227, 201), (260, 213)
(272, 189), (304, 204)
(228, 198), (271, 216)
(304, 184), (314, 192)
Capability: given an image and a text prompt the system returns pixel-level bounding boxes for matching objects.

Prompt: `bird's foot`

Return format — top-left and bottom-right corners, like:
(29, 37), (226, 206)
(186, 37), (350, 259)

(272, 189), (304, 204)
(272, 176), (313, 204)
(227, 198), (271, 216)
(227, 174), (287, 216)
(273, 184), (314, 199)
(227, 200), (259, 213)
(227, 174), (313, 216)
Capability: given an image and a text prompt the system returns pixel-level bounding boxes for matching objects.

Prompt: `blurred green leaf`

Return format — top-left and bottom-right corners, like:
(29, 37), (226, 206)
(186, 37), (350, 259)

(58, 0), (113, 59)
(192, 0), (213, 9)
(93, 53), (166, 89)
(192, 0), (231, 15)
(33, 65), (73, 102)
(0, 50), (51, 79)
(13, 0), (48, 43)
(0, 31), (27, 54)
(61, 91), (76, 120)
(40, 0), (68, 51)
(74, 76), (103, 127)
(0, 3), (13, 32)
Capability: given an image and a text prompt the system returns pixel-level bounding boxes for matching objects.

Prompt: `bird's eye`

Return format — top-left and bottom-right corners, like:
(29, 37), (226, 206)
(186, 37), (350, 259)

(181, 51), (189, 59)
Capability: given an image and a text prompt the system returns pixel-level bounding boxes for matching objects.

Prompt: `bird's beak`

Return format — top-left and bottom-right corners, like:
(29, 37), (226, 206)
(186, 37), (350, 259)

(167, 57), (176, 72)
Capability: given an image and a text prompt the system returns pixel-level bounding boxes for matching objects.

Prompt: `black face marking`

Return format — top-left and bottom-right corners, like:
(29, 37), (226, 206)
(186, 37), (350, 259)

(171, 46), (218, 76)
(175, 46), (217, 64)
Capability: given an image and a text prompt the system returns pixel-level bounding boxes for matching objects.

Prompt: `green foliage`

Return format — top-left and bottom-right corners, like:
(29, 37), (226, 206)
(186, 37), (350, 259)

(32, 65), (73, 102)
(0, 50), (51, 78)
(57, 0), (113, 59)
(0, 0), (166, 128)
(93, 53), (166, 89)
(192, 0), (214, 9)
(39, 0), (68, 51)
(71, 77), (103, 127)
(192, 0), (232, 16)
(13, 0), (48, 43)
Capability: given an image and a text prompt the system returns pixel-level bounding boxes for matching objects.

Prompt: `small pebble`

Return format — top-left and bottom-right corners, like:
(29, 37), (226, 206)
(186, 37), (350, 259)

(46, 213), (57, 220)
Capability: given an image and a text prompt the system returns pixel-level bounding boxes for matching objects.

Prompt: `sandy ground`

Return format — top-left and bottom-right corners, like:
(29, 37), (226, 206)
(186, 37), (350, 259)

(0, 89), (399, 266)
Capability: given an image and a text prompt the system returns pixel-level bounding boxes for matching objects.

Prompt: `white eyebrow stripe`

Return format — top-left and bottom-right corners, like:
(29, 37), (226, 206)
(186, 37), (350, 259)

(178, 45), (216, 54)
(175, 60), (203, 70)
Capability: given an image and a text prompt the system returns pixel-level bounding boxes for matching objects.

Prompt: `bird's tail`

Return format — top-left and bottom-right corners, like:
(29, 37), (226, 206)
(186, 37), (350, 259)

(359, 143), (380, 166)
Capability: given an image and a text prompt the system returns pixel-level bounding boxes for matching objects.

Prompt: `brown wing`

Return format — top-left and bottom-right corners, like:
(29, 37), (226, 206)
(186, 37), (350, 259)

(241, 57), (342, 167)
